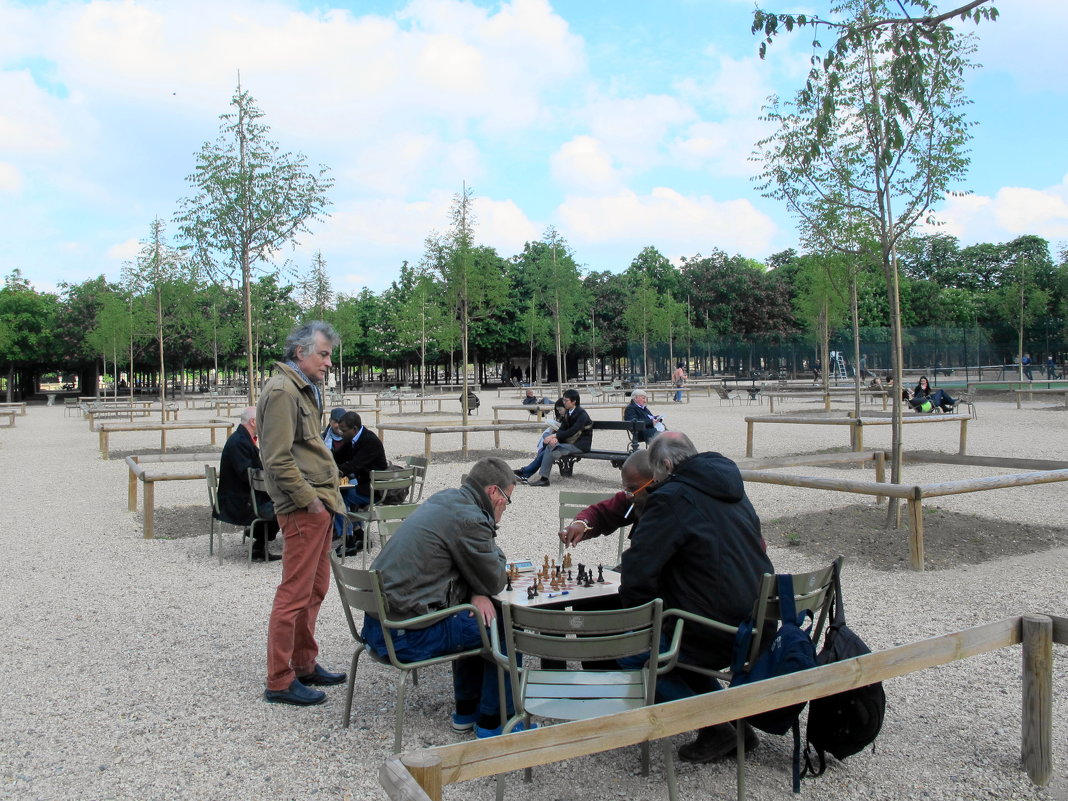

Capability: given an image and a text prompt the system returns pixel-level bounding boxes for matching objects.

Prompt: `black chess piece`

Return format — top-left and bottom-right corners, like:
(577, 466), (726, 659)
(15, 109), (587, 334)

(597, 564), (605, 583)
(577, 563), (585, 582)
(527, 585), (535, 600)
(567, 570), (572, 582)
(584, 574), (593, 588)
(506, 574), (513, 592)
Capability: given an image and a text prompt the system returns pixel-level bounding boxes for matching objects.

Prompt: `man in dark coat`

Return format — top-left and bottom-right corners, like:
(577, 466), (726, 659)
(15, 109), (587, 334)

(623, 389), (662, 446)
(620, 431), (772, 763)
(525, 389), (592, 487)
(332, 411), (389, 555)
(216, 406), (279, 561)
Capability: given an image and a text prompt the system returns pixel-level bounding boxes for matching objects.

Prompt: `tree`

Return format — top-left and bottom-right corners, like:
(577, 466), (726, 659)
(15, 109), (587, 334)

(388, 263), (451, 391)
(793, 254), (851, 404)
(87, 289), (135, 400)
(177, 80), (332, 404)
(122, 219), (190, 415)
(753, 0), (982, 518)
(298, 251), (333, 319)
(525, 228), (587, 393)
(0, 270), (58, 401)
(623, 273), (668, 382)
(992, 236), (1053, 377)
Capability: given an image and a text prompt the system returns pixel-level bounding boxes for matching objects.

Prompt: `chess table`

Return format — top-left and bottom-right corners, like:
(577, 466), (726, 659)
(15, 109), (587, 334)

(494, 564), (621, 609)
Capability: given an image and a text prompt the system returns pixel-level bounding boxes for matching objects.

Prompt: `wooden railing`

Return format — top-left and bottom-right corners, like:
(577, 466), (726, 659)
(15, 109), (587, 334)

(380, 614), (1064, 801)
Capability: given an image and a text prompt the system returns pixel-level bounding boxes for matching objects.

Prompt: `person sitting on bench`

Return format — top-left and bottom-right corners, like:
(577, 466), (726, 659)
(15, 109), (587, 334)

(907, 375), (958, 413)
(624, 390), (663, 446)
(517, 389), (592, 487)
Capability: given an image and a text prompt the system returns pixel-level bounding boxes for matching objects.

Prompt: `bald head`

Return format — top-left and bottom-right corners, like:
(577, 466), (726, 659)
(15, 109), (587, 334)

(648, 431), (697, 480)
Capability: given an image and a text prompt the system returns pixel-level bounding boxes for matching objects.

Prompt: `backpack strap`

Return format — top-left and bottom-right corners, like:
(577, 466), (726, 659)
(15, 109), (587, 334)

(791, 718), (803, 792)
(778, 574), (799, 626)
(830, 560), (846, 628)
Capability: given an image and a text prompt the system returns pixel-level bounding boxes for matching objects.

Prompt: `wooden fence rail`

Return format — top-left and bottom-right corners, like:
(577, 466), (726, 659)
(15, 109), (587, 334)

(381, 614), (1065, 801)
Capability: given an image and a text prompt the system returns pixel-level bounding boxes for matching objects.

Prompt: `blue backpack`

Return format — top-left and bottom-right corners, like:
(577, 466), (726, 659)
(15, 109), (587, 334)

(730, 574), (818, 792)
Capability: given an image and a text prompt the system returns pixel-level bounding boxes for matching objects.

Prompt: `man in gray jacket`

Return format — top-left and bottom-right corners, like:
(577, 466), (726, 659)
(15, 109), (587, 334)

(362, 457), (523, 738)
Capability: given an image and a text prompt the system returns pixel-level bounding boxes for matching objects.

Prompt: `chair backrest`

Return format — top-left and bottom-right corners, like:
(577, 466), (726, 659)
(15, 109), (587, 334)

(247, 467), (267, 518)
(404, 455), (429, 501)
(329, 552), (383, 645)
(740, 557), (840, 672)
(205, 464), (221, 515)
(371, 467), (417, 504)
(375, 503), (419, 545)
(502, 599), (663, 663)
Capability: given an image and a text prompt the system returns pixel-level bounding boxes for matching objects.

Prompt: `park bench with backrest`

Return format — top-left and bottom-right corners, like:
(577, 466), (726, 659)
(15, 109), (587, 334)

(554, 420), (647, 477)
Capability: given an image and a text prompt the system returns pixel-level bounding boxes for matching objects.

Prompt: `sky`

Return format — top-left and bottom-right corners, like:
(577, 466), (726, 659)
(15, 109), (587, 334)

(3, 0), (1067, 298)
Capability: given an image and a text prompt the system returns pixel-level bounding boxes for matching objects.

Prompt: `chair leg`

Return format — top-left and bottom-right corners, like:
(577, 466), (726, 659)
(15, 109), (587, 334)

(342, 648), (362, 728)
(640, 740), (650, 775)
(662, 739), (678, 801)
(394, 672), (410, 753)
(209, 519), (215, 556)
(735, 720), (746, 801)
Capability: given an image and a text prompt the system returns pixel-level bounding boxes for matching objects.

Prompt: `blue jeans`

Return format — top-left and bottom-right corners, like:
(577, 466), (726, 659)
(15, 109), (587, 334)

(516, 447), (545, 479)
(674, 389), (683, 402)
(362, 612), (514, 719)
(616, 634), (724, 703)
(334, 486), (370, 539)
(537, 443), (582, 478)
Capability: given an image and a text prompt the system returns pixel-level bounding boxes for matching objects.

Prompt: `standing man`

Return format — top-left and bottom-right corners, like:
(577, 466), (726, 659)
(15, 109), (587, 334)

(672, 362), (687, 403)
(624, 390), (663, 446)
(620, 432), (772, 763)
(524, 388), (592, 487)
(258, 321), (347, 706)
(216, 406), (280, 562)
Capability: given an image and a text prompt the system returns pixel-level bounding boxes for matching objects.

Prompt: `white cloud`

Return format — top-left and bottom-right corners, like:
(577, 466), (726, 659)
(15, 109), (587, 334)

(931, 177), (1068, 243)
(557, 187), (777, 257)
(106, 238), (140, 261)
(550, 136), (621, 193)
(0, 162), (23, 194)
(0, 71), (69, 154)
(583, 95), (697, 172)
(346, 135), (484, 196)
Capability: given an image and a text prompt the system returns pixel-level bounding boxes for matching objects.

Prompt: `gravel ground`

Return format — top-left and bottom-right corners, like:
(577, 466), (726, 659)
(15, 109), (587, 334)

(1, 392), (1066, 801)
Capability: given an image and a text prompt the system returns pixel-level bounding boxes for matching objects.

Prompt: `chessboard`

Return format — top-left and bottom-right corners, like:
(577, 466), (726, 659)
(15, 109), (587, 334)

(494, 554), (620, 608)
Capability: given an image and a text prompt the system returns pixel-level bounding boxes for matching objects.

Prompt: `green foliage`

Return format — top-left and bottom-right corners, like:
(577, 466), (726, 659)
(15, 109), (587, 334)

(0, 270), (58, 368)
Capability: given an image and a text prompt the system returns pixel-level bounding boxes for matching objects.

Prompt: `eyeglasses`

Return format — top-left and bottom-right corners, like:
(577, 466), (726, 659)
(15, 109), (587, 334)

(493, 485), (512, 505)
(624, 477), (656, 499)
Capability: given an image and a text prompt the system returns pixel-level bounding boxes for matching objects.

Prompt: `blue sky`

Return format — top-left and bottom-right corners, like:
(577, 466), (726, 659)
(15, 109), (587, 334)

(3, 0), (1066, 297)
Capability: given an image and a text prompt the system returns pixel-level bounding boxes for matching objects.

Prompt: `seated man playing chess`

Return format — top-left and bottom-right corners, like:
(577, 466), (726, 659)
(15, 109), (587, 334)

(361, 457), (530, 738)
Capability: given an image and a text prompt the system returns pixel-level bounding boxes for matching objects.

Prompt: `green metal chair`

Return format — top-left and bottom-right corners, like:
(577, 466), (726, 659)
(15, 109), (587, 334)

(556, 490), (622, 562)
(329, 553), (493, 753)
(490, 599), (681, 801)
(664, 557), (841, 801)
(246, 467), (275, 566)
(404, 455), (429, 501)
(372, 503), (419, 550)
(346, 467), (418, 565)
(204, 464), (245, 565)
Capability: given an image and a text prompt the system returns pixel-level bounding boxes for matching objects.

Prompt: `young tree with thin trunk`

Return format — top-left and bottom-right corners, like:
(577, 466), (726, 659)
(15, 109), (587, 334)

(177, 80), (332, 405)
(753, 0), (983, 522)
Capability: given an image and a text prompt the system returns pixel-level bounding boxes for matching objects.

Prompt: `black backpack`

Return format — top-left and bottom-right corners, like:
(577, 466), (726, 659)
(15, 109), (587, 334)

(730, 574), (818, 792)
(804, 561), (885, 777)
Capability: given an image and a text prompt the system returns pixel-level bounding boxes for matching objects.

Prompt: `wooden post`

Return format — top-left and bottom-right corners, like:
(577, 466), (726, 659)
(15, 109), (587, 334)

(462, 429), (469, 459)
(853, 420), (864, 451)
(1021, 614), (1052, 787)
(128, 465), (139, 512)
(424, 433), (432, 464)
(99, 429), (109, 460)
(161, 429), (168, 453)
(143, 481), (155, 539)
(958, 418), (968, 456)
(745, 420), (754, 457)
(874, 451), (885, 504)
(400, 751), (442, 800)
(907, 491), (924, 571)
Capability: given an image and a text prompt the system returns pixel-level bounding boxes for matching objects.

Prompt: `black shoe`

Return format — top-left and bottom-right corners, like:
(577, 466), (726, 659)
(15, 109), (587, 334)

(264, 678), (326, 706)
(344, 532), (364, 557)
(526, 475), (550, 487)
(678, 723), (759, 763)
(297, 664), (347, 687)
(513, 469), (527, 479)
(251, 547), (281, 562)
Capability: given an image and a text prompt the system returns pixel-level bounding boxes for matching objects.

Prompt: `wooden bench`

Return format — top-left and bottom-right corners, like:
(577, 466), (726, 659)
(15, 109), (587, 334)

(375, 395), (447, 414)
(1013, 388), (1068, 410)
(376, 421), (545, 462)
(85, 402), (180, 430)
(125, 452), (221, 538)
(0, 409), (15, 428)
(491, 403), (628, 423)
(744, 412), (971, 457)
(0, 401), (28, 416)
(765, 390), (889, 413)
(555, 420), (646, 477)
(98, 418), (234, 459)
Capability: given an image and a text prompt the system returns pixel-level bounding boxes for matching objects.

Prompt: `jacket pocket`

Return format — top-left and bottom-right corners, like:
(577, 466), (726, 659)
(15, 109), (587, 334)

(298, 406), (320, 442)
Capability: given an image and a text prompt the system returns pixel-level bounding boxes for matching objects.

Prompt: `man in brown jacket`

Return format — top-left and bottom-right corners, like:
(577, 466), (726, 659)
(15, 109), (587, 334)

(257, 320), (347, 706)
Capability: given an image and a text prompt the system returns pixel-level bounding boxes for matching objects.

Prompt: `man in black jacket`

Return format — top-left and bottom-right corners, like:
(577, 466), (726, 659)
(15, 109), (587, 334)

(333, 411), (389, 555)
(217, 407), (280, 561)
(620, 431), (772, 763)
(525, 389), (592, 487)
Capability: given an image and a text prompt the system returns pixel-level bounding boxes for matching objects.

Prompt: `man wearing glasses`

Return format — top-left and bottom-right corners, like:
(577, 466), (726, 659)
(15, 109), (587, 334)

(557, 450), (656, 550)
(362, 457), (525, 738)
